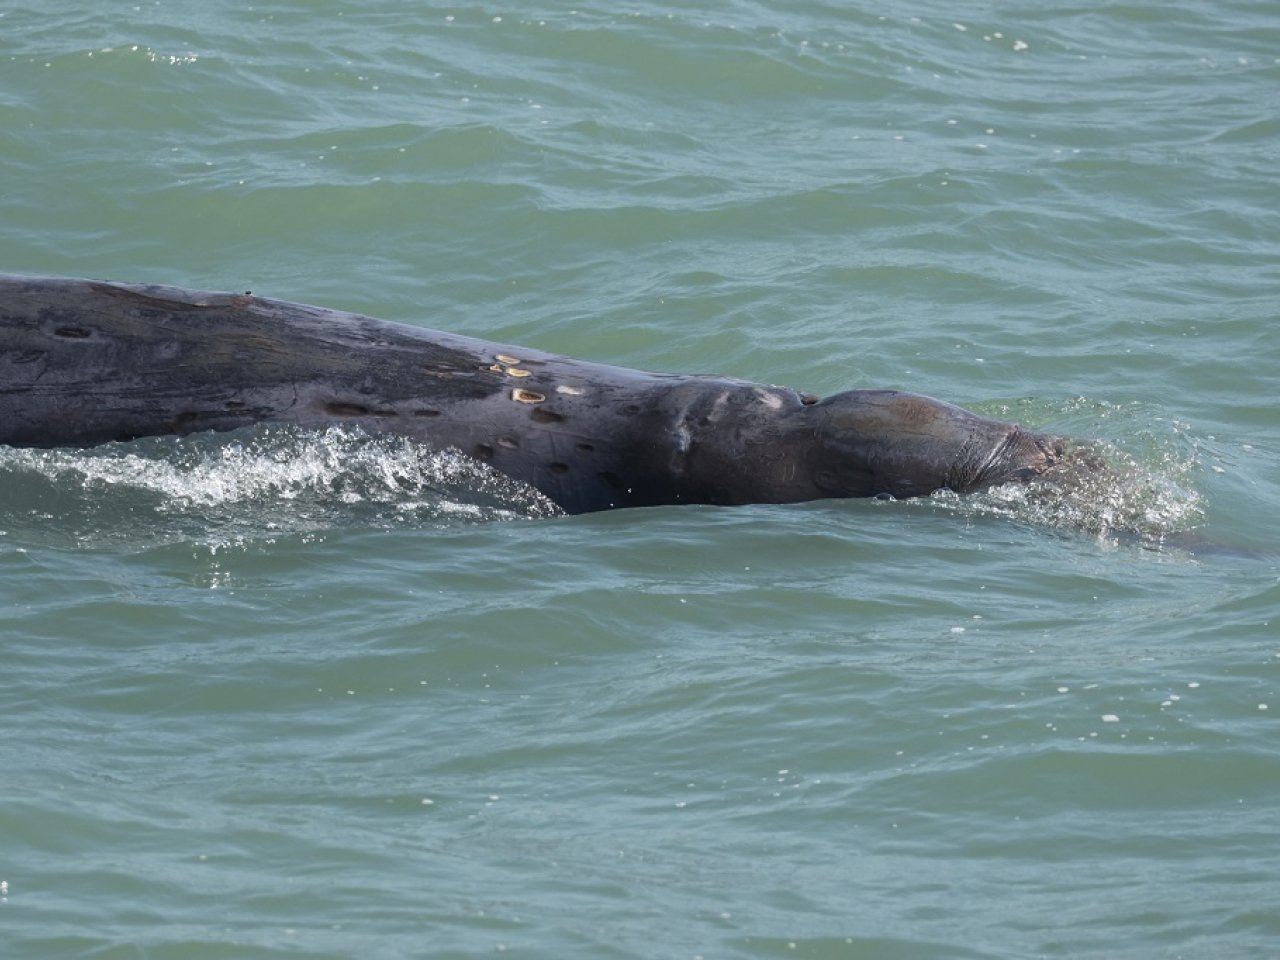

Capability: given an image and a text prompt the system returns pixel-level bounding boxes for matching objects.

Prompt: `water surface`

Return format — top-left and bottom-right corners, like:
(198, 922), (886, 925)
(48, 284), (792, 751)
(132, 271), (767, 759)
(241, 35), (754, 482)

(2, 2), (1278, 958)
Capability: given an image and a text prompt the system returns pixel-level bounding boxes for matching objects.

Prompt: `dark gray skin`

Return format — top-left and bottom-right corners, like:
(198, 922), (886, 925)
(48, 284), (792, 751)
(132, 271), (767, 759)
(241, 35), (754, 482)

(0, 274), (1069, 514)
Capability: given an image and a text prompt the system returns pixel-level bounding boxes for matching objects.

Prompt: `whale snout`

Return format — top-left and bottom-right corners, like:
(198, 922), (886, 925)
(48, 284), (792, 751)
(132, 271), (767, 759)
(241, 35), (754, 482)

(950, 425), (1069, 492)
(811, 390), (1069, 500)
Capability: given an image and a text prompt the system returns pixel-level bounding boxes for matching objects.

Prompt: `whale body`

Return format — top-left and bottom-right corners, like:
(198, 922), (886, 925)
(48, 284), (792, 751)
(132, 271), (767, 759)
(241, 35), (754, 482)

(0, 274), (1069, 514)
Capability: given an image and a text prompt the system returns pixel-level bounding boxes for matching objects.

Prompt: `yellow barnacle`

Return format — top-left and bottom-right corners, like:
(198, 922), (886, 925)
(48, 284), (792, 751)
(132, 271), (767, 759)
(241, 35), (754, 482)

(506, 367), (531, 378)
(512, 388), (545, 404)
(495, 354), (521, 365)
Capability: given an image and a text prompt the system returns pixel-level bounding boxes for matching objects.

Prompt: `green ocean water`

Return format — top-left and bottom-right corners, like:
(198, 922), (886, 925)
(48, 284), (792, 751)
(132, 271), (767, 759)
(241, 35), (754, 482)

(2, 2), (1279, 958)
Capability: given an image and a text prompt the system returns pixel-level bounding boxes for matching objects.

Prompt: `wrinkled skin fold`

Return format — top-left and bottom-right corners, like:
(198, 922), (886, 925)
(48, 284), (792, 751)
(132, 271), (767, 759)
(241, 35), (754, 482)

(0, 274), (1070, 514)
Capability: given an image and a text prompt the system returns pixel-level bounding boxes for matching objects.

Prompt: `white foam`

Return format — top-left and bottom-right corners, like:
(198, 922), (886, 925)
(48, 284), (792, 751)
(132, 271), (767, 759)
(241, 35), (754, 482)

(923, 425), (1204, 545)
(24, 429), (526, 504)
(0, 425), (561, 543)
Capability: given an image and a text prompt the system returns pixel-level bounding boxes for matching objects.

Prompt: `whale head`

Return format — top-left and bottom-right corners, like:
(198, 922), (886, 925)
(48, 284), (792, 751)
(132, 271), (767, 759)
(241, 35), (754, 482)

(808, 389), (1068, 500)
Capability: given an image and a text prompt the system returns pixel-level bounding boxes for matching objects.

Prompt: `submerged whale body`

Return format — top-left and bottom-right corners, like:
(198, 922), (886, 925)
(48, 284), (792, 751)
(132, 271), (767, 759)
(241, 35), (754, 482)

(0, 274), (1072, 515)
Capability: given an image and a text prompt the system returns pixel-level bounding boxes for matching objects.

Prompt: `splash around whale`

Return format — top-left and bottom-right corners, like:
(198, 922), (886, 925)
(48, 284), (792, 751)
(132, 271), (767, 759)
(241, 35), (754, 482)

(0, 273), (1080, 515)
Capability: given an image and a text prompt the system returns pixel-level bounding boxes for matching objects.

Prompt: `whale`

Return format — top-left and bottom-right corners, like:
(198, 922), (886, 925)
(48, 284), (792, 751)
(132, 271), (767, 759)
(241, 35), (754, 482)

(0, 273), (1073, 514)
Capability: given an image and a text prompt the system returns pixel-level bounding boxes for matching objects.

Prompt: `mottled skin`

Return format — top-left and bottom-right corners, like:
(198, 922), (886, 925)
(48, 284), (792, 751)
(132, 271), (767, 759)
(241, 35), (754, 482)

(0, 274), (1067, 514)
